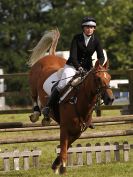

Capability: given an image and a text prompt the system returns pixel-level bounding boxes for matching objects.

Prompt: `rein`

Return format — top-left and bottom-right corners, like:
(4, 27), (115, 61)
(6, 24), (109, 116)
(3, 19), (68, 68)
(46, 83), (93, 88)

(52, 75), (74, 84)
(52, 70), (87, 84)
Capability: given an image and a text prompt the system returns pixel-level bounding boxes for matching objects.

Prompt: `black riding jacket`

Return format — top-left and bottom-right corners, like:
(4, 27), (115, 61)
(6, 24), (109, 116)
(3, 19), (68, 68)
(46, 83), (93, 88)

(66, 33), (105, 71)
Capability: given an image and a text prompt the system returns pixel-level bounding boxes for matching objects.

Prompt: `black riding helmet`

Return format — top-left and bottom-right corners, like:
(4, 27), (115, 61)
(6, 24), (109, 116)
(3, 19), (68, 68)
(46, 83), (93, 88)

(81, 17), (96, 27)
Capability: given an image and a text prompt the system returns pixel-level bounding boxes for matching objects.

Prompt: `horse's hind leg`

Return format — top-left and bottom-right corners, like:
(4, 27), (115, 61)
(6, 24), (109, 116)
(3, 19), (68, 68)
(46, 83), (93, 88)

(29, 87), (41, 123)
(37, 88), (52, 126)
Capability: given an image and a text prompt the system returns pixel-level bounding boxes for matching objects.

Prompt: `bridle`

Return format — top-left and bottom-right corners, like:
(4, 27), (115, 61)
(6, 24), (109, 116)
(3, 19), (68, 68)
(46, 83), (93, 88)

(92, 69), (112, 112)
(93, 69), (111, 92)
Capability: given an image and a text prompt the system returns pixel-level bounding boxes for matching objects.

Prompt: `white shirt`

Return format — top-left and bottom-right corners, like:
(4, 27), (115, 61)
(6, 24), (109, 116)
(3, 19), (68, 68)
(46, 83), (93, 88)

(83, 33), (91, 46)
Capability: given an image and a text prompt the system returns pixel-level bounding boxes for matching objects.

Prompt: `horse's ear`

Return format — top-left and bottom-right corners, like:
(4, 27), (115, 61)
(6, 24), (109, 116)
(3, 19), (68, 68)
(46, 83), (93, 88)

(103, 59), (109, 69)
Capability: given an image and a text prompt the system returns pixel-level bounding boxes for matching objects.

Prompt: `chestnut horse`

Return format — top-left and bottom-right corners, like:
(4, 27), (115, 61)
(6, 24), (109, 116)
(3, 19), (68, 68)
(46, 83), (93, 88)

(28, 29), (114, 174)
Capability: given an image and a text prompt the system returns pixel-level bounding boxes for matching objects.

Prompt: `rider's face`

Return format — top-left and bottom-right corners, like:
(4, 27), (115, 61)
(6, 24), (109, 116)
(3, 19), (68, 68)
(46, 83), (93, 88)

(83, 26), (95, 36)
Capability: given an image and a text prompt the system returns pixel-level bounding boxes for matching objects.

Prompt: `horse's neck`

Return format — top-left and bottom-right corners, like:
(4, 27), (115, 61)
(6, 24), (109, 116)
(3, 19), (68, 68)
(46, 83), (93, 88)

(84, 72), (96, 98)
(76, 73), (97, 116)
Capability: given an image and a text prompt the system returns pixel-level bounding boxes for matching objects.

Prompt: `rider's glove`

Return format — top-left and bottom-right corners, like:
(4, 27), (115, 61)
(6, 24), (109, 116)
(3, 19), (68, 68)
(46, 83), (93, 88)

(78, 67), (84, 74)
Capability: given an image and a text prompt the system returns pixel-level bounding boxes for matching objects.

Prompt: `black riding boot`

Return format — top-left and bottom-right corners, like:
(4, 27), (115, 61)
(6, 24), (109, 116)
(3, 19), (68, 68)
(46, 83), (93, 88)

(42, 87), (60, 120)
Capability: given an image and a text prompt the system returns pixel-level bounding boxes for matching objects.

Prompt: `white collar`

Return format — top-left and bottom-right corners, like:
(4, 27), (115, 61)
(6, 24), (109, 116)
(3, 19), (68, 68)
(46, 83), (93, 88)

(83, 33), (91, 46)
(83, 33), (91, 39)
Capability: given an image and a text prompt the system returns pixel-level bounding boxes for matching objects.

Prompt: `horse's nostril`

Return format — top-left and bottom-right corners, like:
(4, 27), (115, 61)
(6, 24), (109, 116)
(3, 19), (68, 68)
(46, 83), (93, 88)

(108, 97), (114, 105)
(104, 96), (114, 105)
(111, 97), (115, 103)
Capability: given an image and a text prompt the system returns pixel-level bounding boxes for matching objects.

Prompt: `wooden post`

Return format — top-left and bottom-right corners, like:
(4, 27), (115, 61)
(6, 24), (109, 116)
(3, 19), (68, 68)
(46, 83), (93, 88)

(128, 69), (133, 114)
(3, 149), (10, 172)
(114, 142), (120, 161)
(33, 155), (39, 168)
(32, 148), (40, 168)
(123, 141), (130, 162)
(95, 143), (102, 163)
(104, 142), (111, 163)
(86, 143), (92, 165)
(95, 99), (101, 117)
(13, 149), (20, 171)
(23, 149), (30, 170)
(76, 144), (83, 166)
(67, 145), (73, 167)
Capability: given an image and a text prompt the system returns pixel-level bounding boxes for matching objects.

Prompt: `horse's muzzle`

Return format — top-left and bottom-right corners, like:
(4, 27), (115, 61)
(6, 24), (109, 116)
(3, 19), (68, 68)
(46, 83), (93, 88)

(102, 93), (114, 105)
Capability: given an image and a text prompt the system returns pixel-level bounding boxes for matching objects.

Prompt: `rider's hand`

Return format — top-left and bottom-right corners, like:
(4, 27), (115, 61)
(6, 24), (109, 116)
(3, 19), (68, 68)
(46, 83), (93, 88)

(78, 67), (84, 74)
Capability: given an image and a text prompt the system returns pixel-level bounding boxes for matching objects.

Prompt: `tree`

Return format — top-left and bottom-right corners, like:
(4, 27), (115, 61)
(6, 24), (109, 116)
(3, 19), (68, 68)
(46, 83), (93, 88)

(0, 0), (132, 106)
(97, 0), (133, 69)
(0, 0), (132, 72)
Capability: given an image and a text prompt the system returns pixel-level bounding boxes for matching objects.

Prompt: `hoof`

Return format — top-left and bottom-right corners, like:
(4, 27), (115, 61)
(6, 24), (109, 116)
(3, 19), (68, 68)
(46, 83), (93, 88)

(54, 168), (59, 175)
(41, 118), (51, 126)
(29, 112), (40, 123)
(59, 165), (66, 175)
(52, 165), (59, 175)
(52, 156), (61, 174)
(88, 124), (95, 129)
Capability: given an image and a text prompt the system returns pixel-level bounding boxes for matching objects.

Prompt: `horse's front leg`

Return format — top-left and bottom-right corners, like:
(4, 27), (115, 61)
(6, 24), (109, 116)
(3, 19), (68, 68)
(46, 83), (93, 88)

(51, 156), (61, 174)
(86, 111), (95, 129)
(59, 129), (68, 175)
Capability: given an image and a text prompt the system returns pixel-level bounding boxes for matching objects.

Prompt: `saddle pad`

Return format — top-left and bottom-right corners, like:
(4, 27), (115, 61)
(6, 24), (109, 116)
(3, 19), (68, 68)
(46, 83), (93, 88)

(43, 68), (63, 95)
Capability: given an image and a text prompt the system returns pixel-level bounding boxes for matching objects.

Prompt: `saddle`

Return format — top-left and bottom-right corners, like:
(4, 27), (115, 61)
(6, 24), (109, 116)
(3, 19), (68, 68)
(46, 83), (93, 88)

(43, 68), (87, 102)
(58, 72), (87, 103)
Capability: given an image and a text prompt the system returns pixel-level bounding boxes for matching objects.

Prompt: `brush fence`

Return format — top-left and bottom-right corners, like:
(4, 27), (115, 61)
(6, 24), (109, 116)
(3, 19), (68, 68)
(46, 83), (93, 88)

(56, 141), (133, 166)
(0, 148), (41, 171)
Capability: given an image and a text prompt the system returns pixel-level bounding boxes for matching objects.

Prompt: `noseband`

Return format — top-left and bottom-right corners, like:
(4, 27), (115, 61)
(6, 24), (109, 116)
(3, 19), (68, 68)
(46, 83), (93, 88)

(96, 82), (111, 96)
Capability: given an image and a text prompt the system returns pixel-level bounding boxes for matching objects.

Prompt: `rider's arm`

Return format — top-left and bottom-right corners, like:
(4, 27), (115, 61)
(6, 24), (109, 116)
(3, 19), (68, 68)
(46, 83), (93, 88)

(66, 35), (80, 70)
(95, 37), (105, 65)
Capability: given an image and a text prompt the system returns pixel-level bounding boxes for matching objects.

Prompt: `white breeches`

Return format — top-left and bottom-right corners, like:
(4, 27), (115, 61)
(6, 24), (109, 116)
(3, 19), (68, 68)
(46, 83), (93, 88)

(57, 64), (76, 90)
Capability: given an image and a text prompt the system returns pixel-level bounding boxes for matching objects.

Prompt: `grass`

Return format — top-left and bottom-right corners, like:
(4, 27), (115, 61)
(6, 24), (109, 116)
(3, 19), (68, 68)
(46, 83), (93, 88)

(0, 110), (132, 177)
(0, 162), (132, 177)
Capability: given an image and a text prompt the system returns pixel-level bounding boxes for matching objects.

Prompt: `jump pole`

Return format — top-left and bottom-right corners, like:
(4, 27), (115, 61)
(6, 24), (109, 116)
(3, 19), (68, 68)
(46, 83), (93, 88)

(0, 129), (132, 144)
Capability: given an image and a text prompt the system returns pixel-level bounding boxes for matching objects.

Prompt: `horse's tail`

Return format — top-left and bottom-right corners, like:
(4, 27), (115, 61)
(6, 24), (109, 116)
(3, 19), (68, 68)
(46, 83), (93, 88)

(27, 27), (60, 67)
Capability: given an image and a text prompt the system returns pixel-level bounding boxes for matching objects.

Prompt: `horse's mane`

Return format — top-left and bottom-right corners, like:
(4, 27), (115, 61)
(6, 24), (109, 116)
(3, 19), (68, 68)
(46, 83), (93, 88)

(27, 27), (60, 67)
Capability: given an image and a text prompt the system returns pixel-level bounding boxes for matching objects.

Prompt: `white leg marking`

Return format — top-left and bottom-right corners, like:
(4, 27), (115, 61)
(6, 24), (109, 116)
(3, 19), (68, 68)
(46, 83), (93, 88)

(54, 168), (59, 174)
(33, 102), (38, 107)
(63, 162), (66, 167)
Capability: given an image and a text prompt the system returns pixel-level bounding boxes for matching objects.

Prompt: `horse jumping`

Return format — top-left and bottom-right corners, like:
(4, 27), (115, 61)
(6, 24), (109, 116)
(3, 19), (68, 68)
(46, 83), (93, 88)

(28, 28), (114, 174)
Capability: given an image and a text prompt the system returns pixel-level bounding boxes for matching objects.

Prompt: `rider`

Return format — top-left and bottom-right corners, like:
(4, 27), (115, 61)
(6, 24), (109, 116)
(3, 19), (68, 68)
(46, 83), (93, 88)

(43, 17), (105, 127)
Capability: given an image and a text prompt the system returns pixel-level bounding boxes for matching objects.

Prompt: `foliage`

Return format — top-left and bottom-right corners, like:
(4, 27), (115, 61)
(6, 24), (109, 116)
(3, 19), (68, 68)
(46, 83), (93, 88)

(98, 0), (133, 69)
(0, 0), (133, 72)
(0, 0), (132, 105)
